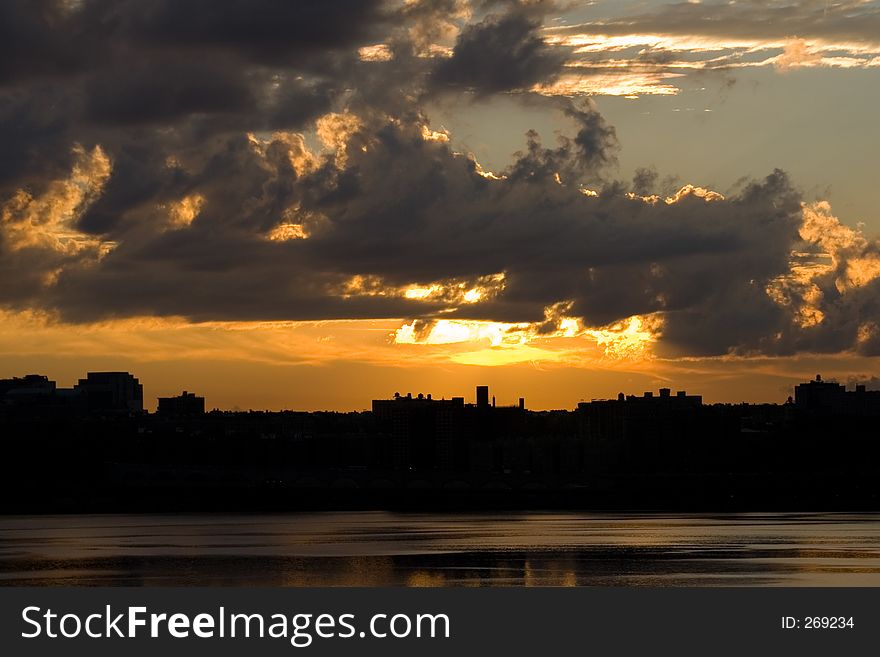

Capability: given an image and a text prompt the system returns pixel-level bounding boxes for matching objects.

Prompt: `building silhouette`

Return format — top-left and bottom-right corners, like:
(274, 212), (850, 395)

(371, 386), (532, 472)
(75, 372), (143, 413)
(794, 374), (845, 411)
(575, 387), (704, 471)
(3, 368), (880, 513)
(476, 385), (489, 409)
(372, 392), (466, 470)
(795, 374), (880, 416)
(157, 391), (205, 417)
(0, 374), (56, 402)
(1, 374), (84, 415)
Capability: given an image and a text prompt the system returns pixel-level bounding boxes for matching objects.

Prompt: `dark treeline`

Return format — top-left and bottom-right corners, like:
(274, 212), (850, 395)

(1, 374), (879, 512)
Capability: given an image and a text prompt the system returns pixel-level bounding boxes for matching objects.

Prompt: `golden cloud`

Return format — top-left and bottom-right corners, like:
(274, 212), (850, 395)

(767, 201), (880, 328)
(1, 144), (113, 257)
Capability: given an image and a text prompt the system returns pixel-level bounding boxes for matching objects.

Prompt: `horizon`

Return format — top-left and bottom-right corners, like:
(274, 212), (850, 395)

(3, 367), (873, 413)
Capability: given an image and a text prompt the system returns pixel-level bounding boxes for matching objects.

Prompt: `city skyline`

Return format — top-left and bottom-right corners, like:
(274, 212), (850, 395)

(2, 1), (880, 410)
(4, 365), (880, 516)
(3, 367), (877, 413)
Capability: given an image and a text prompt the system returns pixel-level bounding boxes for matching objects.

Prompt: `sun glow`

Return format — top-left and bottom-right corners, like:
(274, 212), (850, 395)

(393, 311), (663, 363)
(627, 185), (725, 206)
(339, 273), (507, 304)
(533, 71), (682, 97)
(420, 125), (450, 142)
(583, 315), (662, 360)
(395, 319), (531, 347)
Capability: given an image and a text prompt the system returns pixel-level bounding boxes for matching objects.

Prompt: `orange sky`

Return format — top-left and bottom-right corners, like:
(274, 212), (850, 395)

(1, 310), (873, 411)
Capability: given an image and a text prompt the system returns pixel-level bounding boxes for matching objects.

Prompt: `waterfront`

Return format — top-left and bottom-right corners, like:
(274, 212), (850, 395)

(2, 512), (880, 586)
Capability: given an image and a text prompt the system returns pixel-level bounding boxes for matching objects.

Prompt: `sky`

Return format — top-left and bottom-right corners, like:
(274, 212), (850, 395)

(2, 0), (880, 410)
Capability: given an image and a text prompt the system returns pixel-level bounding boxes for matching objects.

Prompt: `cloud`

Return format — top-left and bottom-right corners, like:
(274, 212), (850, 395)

(0, 107), (806, 359)
(549, 0), (880, 46)
(0, 1), (391, 196)
(129, 0), (389, 61)
(766, 201), (880, 356)
(543, 0), (880, 95)
(774, 38), (823, 71)
(1, 0), (878, 363)
(1, 144), (111, 253)
(431, 0), (569, 94)
(0, 143), (112, 304)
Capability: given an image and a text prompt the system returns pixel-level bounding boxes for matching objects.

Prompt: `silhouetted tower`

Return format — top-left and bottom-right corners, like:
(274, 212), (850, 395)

(476, 385), (489, 409)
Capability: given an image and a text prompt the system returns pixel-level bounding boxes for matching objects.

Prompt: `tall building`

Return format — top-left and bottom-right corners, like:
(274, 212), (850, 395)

(75, 372), (143, 413)
(794, 374), (845, 412)
(476, 385), (489, 409)
(576, 388), (704, 469)
(794, 374), (880, 415)
(372, 392), (465, 470)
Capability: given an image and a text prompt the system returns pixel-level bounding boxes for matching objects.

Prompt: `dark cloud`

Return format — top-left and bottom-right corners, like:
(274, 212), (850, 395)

(431, 1), (569, 94)
(0, 1), (95, 84)
(83, 55), (257, 126)
(0, 0), (389, 215)
(19, 113), (804, 361)
(0, 85), (81, 192)
(631, 168), (658, 196)
(1, 0), (879, 360)
(128, 0), (388, 63)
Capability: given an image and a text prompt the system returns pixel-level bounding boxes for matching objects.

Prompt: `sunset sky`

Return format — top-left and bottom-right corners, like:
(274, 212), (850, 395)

(2, 0), (880, 410)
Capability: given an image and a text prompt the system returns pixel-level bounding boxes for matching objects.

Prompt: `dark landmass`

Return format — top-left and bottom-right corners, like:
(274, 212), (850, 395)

(2, 373), (879, 513)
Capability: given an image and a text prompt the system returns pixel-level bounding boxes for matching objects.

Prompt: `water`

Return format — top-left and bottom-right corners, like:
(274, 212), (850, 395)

(2, 512), (880, 586)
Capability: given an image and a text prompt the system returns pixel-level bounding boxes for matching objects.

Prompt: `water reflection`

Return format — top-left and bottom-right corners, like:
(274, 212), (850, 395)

(2, 512), (880, 586)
